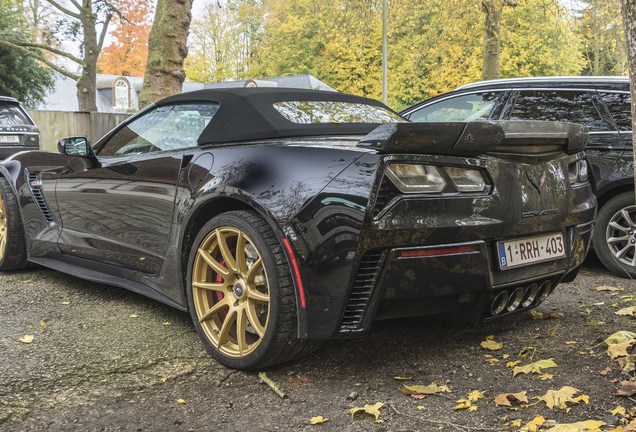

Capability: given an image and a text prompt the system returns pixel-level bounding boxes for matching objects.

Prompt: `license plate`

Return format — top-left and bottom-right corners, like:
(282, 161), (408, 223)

(0, 135), (19, 143)
(497, 232), (565, 270)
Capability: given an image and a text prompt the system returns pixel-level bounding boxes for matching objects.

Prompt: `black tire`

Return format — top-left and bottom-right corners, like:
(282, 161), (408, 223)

(592, 192), (636, 278)
(185, 210), (319, 369)
(0, 177), (28, 271)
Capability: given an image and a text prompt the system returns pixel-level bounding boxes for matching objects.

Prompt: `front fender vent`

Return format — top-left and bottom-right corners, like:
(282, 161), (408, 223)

(339, 251), (386, 332)
(27, 172), (55, 224)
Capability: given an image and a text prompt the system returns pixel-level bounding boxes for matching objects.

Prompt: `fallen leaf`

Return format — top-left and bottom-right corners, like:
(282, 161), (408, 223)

(39, 320), (47, 329)
(616, 381), (636, 396)
(310, 416), (328, 425)
(393, 376), (412, 381)
(538, 386), (587, 410)
(129, 314), (139, 318)
(468, 390), (484, 402)
(565, 341), (577, 345)
(530, 310), (563, 320)
(401, 383), (450, 396)
(60, 301), (70, 305)
(176, 399), (186, 404)
(524, 415), (546, 432)
(160, 377), (167, 383)
(587, 319), (606, 326)
(599, 367), (611, 376)
(611, 405), (626, 416)
(416, 405), (425, 410)
(513, 358), (558, 376)
(604, 331), (636, 346)
(287, 374), (310, 390)
(348, 402), (384, 421)
(506, 360), (522, 368)
(485, 356), (500, 366)
(596, 285), (624, 292)
(539, 374), (554, 381)
(163, 322), (172, 326)
(493, 391), (528, 407)
(20, 279), (32, 283)
(481, 336), (504, 351)
(608, 341), (634, 359)
(618, 356), (636, 374)
(502, 354), (510, 359)
(18, 335), (34, 344)
(616, 307), (636, 317)
(510, 419), (522, 427)
(453, 399), (477, 411)
(544, 420), (606, 432)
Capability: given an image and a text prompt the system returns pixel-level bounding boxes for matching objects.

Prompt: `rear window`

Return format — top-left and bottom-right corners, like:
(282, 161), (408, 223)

(599, 92), (632, 132)
(0, 103), (31, 126)
(509, 91), (611, 131)
(274, 101), (405, 124)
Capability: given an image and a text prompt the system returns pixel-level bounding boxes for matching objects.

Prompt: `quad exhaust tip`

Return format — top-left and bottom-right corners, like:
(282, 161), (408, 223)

(490, 280), (554, 316)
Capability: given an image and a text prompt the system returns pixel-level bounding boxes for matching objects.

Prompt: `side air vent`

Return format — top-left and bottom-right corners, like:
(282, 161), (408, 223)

(27, 172), (55, 224)
(339, 251), (386, 332)
(372, 179), (399, 218)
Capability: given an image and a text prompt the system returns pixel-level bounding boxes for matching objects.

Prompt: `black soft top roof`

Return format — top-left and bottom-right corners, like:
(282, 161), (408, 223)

(158, 87), (398, 144)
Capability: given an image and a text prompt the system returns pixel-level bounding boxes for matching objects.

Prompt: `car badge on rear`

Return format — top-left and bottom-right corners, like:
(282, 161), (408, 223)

(526, 169), (547, 194)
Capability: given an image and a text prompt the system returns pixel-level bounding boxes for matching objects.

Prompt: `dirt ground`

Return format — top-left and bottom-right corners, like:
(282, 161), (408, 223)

(0, 255), (635, 432)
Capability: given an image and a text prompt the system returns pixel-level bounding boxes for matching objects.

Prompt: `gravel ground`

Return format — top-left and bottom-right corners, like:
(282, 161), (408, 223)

(0, 255), (635, 432)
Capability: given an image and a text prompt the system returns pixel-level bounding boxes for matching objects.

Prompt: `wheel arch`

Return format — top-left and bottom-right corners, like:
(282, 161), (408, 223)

(597, 182), (635, 209)
(177, 193), (308, 337)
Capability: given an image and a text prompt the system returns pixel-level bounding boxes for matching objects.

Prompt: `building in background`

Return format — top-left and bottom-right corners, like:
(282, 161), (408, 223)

(37, 74), (335, 113)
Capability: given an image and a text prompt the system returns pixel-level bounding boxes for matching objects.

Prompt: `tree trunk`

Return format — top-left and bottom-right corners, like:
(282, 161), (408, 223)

(482, 0), (503, 80)
(77, 2), (98, 112)
(139, 0), (193, 108)
(619, 0), (636, 201)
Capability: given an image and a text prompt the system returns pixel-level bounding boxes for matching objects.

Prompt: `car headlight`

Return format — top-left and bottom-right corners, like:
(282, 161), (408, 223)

(444, 167), (487, 193)
(569, 159), (589, 184)
(386, 163), (446, 193)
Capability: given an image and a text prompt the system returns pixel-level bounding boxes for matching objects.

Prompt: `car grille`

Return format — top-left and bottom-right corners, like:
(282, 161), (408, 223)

(339, 251), (386, 332)
(27, 172), (55, 224)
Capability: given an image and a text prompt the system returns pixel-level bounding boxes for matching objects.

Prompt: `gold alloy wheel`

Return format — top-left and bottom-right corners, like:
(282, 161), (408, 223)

(192, 227), (270, 358)
(0, 192), (6, 259)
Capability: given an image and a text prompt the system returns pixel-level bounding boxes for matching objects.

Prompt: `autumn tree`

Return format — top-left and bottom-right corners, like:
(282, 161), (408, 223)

(186, 0), (263, 82)
(578, 0), (627, 75)
(97, 0), (154, 77)
(0, 0), (115, 111)
(139, 0), (193, 107)
(0, 0), (53, 105)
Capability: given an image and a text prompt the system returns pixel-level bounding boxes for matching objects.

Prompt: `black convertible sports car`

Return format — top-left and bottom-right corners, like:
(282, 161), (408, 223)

(0, 89), (595, 369)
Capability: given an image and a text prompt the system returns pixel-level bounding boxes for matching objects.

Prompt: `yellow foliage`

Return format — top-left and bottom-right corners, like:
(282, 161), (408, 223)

(513, 358), (558, 376)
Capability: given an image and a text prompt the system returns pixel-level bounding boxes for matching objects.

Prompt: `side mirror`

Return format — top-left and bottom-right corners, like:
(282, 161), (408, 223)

(58, 136), (90, 157)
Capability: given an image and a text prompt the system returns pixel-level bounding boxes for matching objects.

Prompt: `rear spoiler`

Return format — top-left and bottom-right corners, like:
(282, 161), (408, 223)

(357, 121), (588, 155)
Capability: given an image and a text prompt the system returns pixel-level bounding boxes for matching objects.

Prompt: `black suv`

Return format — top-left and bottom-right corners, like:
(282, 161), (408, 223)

(0, 96), (39, 159)
(402, 77), (635, 278)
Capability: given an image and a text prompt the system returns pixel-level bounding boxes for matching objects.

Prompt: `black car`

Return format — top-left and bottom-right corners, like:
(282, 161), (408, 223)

(403, 76), (635, 278)
(0, 96), (39, 159)
(0, 88), (595, 369)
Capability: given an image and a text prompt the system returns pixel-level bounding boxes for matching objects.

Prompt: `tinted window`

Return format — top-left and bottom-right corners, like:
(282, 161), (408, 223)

(599, 92), (632, 132)
(510, 91), (610, 131)
(98, 103), (219, 157)
(408, 92), (503, 122)
(0, 103), (31, 126)
(273, 101), (405, 124)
